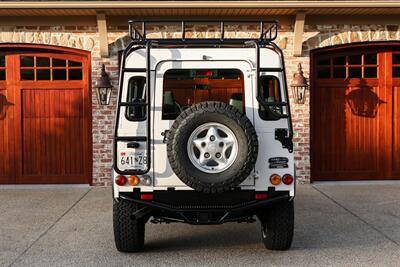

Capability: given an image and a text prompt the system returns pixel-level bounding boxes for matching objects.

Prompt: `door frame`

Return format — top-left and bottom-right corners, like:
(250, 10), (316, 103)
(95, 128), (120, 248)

(0, 56), (14, 183)
(0, 44), (93, 184)
(152, 60), (255, 188)
(310, 41), (400, 182)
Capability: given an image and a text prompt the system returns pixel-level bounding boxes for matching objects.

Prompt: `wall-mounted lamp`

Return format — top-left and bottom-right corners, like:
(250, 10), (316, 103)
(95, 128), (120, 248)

(94, 64), (113, 105)
(290, 63), (309, 104)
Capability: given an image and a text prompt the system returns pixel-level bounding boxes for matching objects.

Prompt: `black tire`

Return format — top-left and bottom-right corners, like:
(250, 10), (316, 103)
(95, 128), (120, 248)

(113, 199), (145, 252)
(167, 101), (258, 193)
(258, 200), (294, 250)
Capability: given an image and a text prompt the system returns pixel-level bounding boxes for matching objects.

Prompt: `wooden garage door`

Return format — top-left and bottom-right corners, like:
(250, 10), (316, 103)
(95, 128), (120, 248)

(0, 55), (13, 182)
(311, 43), (400, 181)
(0, 45), (92, 184)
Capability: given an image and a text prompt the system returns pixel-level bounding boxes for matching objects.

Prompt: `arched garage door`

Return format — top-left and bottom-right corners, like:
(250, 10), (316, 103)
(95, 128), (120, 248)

(0, 45), (92, 184)
(311, 42), (400, 181)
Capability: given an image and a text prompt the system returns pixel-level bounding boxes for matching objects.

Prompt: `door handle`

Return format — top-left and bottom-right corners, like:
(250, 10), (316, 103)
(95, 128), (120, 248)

(127, 142), (140, 148)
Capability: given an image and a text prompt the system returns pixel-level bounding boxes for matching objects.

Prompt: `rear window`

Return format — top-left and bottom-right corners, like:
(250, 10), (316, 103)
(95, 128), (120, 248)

(258, 76), (283, 120)
(125, 76), (146, 121)
(162, 69), (244, 120)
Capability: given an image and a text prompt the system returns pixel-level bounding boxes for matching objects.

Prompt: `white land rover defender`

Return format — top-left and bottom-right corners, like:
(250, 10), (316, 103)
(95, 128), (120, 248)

(112, 21), (295, 252)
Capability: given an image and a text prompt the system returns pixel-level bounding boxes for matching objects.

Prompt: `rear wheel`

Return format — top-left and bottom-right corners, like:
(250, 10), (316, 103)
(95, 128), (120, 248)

(258, 200), (294, 250)
(113, 199), (145, 252)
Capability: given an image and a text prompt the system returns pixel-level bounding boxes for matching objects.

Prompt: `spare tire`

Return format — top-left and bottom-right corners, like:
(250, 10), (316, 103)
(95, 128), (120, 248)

(167, 101), (258, 193)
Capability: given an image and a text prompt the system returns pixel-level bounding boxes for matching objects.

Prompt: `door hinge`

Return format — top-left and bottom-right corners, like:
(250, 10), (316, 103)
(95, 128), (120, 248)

(275, 128), (293, 153)
(161, 130), (170, 144)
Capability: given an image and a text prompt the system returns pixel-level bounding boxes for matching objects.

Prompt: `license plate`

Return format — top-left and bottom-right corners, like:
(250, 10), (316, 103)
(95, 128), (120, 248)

(119, 151), (147, 169)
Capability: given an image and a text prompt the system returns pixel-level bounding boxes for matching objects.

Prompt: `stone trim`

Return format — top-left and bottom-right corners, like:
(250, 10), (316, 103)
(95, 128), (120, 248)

(304, 24), (400, 52)
(0, 27), (95, 51)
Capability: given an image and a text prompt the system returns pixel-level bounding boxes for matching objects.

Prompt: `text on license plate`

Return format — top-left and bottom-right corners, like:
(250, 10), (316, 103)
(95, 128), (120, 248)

(119, 152), (147, 168)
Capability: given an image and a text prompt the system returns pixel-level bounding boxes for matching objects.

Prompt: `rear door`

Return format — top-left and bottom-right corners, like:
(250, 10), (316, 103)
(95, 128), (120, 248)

(252, 70), (294, 191)
(152, 60), (254, 188)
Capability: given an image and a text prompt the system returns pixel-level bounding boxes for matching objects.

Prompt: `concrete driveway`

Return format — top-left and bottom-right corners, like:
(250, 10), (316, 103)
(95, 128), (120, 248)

(1, 184), (400, 267)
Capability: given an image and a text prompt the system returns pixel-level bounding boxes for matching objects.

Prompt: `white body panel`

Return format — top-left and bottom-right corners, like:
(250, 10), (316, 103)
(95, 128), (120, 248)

(113, 47), (294, 197)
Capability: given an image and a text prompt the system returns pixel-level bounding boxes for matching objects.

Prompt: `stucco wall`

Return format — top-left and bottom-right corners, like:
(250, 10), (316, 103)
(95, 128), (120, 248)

(1, 23), (399, 185)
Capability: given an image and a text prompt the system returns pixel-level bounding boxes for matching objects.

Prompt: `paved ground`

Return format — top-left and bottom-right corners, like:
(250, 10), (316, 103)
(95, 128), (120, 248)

(1, 184), (400, 267)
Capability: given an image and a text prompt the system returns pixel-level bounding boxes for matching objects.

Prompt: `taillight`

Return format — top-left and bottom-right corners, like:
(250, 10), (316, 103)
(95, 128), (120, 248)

(142, 175), (152, 186)
(282, 174), (294, 185)
(115, 175), (127, 186)
(270, 174), (281, 185)
(255, 193), (268, 200)
(127, 175), (140, 186)
(141, 194), (153, 201)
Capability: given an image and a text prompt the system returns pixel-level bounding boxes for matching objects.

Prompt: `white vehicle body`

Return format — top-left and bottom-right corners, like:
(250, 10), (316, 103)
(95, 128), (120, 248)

(113, 47), (294, 197)
(112, 20), (295, 253)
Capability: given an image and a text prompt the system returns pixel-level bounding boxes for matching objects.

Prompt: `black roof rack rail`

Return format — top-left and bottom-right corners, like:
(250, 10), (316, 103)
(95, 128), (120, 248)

(128, 20), (278, 44)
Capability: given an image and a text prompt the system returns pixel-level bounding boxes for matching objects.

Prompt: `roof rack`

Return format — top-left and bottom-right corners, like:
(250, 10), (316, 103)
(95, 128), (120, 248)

(128, 20), (278, 45)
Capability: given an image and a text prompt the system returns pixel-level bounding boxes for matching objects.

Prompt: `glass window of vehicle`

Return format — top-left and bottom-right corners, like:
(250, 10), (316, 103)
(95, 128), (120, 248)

(162, 69), (244, 120)
(258, 76), (283, 120)
(125, 76), (146, 121)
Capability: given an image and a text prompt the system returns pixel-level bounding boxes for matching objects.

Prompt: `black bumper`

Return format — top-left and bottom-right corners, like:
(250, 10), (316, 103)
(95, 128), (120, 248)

(119, 189), (291, 225)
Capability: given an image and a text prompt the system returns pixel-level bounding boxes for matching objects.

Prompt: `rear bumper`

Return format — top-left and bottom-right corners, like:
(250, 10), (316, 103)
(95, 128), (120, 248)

(119, 189), (291, 224)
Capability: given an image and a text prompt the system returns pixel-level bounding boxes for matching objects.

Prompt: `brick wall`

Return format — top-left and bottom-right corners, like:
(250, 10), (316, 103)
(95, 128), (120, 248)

(1, 23), (399, 185)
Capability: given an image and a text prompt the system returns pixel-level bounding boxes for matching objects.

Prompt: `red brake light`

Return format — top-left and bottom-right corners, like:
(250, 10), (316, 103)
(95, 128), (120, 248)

(141, 194), (153, 201)
(255, 193), (268, 200)
(115, 175), (127, 186)
(282, 174), (294, 185)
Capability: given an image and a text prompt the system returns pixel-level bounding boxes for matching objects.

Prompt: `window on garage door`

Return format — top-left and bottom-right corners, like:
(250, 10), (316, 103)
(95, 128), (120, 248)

(316, 52), (378, 79)
(20, 56), (83, 81)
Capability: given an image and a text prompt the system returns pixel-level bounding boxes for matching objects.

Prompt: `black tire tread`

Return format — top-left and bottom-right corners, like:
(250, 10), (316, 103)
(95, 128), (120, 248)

(113, 199), (145, 252)
(260, 200), (294, 250)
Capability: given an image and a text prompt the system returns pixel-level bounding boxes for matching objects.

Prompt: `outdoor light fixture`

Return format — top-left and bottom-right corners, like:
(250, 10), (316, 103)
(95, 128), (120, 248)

(95, 64), (113, 105)
(290, 63), (309, 104)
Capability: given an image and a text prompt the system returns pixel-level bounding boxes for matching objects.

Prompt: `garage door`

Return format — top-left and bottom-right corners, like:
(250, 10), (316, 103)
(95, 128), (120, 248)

(311, 43), (400, 181)
(0, 45), (92, 184)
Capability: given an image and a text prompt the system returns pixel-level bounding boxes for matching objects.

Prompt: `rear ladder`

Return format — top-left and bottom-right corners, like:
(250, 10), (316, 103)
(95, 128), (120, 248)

(113, 41), (153, 175)
(248, 39), (294, 153)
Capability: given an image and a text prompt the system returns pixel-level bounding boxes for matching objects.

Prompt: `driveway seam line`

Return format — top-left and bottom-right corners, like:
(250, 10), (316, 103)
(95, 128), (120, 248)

(312, 185), (400, 247)
(8, 188), (92, 267)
